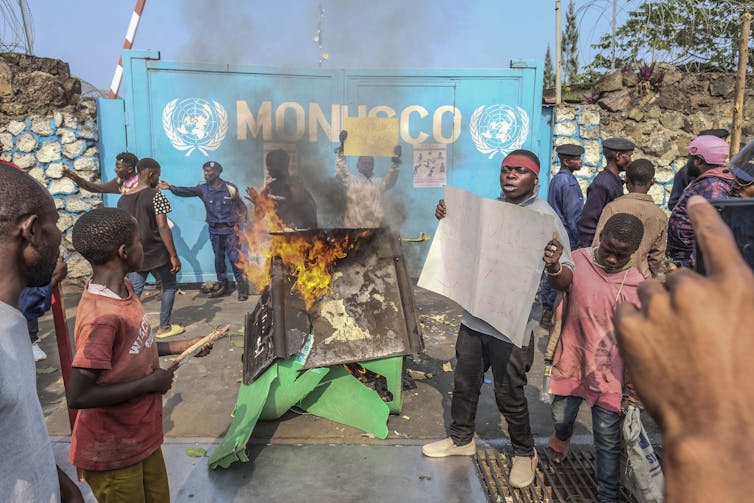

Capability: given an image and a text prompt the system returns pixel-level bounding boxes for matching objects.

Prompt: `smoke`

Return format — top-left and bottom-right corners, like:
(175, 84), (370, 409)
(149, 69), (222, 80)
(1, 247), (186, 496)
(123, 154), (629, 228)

(175, 0), (437, 232)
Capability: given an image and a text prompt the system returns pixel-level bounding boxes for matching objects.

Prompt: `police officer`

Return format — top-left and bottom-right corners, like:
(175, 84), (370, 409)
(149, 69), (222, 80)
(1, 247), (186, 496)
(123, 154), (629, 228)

(548, 143), (585, 250)
(577, 137), (634, 247)
(160, 161), (250, 300)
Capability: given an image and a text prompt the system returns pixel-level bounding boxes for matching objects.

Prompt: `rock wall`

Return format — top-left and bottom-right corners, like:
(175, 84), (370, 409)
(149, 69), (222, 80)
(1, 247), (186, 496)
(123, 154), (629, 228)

(551, 63), (751, 207)
(0, 53), (100, 278)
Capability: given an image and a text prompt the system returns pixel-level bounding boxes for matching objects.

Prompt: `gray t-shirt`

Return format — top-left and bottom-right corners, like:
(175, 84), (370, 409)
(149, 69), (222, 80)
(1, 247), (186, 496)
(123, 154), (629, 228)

(460, 193), (575, 345)
(0, 301), (59, 502)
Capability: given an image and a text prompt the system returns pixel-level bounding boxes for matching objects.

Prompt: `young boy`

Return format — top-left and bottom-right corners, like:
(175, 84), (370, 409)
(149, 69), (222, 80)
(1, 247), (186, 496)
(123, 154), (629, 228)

(68, 207), (212, 502)
(159, 161), (249, 300)
(543, 212), (645, 503)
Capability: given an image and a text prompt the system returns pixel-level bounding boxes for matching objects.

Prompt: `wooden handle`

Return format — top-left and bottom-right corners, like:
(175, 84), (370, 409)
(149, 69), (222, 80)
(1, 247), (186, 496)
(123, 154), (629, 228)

(169, 324), (230, 371)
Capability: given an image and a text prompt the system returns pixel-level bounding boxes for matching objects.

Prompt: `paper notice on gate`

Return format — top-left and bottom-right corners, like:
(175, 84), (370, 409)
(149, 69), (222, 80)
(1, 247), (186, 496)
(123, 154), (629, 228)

(343, 117), (399, 157)
(418, 186), (556, 347)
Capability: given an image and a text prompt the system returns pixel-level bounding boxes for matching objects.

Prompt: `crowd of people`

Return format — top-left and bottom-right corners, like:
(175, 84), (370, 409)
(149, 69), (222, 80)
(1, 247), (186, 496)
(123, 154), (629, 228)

(1, 123), (753, 502)
(422, 131), (754, 503)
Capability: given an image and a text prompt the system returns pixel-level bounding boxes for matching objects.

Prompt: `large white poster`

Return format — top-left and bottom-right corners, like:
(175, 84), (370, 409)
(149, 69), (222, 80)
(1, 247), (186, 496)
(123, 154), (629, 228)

(418, 186), (557, 347)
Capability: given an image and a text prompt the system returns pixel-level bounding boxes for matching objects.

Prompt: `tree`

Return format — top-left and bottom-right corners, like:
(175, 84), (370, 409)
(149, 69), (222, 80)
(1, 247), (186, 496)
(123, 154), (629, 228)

(544, 45), (555, 89)
(562, 0), (579, 84)
(590, 0), (754, 72)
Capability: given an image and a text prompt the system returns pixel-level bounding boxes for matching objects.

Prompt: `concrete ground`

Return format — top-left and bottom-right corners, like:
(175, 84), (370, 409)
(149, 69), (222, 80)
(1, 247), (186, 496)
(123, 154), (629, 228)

(37, 282), (661, 502)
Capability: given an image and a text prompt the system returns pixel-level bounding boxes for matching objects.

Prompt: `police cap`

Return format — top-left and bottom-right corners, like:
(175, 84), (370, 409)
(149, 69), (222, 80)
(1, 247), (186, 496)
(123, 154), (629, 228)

(602, 137), (635, 152)
(555, 144), (585, 157)
(203, 161), (223, 172)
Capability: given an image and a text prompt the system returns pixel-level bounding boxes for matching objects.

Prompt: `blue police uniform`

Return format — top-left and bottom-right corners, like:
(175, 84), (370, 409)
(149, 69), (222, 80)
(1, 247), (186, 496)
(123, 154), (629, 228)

(170, 179), (248, 292)
(547, 170), (584, 251)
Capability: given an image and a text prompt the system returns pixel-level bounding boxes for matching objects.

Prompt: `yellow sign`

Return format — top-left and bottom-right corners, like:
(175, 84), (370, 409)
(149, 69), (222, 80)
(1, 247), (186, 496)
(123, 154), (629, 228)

(342, 117), (399, 157)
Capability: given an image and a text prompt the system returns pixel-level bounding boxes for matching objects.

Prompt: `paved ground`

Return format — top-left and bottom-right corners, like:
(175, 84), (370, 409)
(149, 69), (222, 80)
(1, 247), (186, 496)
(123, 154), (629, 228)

(37, 282), (662, 501)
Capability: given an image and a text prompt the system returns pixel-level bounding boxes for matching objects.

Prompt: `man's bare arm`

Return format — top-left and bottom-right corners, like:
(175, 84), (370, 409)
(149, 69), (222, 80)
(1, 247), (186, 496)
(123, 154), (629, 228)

(62, 168), (120, 194)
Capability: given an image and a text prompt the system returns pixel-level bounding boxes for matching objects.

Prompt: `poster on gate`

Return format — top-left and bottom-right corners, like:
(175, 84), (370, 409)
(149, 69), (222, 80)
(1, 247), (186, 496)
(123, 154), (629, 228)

(412, 143), (447, 188)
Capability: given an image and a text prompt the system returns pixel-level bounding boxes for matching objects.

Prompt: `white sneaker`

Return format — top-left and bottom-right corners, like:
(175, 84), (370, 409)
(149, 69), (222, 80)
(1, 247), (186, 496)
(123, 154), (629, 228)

(32, 341), (47, 362)
(509, 450), (538, 488)
(421, 437), (476, 457)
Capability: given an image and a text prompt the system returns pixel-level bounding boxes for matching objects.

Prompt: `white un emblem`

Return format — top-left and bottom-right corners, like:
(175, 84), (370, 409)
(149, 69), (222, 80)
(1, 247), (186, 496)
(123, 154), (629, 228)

(469, 104), (530, 159)
(162, 98), (228, 156)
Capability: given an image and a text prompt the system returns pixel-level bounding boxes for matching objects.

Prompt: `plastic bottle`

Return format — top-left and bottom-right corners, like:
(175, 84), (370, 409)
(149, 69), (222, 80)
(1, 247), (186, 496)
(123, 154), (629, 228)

(540, 362), (552, 403)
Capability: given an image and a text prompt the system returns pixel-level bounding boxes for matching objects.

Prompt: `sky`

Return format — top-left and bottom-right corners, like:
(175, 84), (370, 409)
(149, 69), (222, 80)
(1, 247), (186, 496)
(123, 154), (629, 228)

(17, 0), (627, 92)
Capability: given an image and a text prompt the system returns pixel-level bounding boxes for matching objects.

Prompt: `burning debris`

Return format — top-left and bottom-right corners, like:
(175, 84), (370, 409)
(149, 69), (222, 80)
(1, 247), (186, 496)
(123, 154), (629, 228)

(242, 228), (422, 382)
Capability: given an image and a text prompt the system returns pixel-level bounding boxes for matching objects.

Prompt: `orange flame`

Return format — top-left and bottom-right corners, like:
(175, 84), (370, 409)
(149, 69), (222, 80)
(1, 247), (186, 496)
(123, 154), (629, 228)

(237, 186), (370, 309)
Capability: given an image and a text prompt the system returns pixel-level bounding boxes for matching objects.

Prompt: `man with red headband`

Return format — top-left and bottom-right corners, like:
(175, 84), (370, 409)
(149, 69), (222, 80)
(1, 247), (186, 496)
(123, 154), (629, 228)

(423, 149), (574, 490)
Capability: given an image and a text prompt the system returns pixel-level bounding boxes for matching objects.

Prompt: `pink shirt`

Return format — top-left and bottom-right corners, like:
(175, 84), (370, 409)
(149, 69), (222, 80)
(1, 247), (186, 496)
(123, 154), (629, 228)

(550, 248), (643, 412)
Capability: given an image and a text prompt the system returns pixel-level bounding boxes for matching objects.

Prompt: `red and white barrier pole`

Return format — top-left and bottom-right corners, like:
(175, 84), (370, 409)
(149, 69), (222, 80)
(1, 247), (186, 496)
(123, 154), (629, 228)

(108, 0), (147, 99)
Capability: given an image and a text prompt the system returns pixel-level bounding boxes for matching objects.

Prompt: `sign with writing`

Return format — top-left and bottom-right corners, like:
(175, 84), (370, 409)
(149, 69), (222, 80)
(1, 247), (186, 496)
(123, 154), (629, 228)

(342, 117), (399, 157)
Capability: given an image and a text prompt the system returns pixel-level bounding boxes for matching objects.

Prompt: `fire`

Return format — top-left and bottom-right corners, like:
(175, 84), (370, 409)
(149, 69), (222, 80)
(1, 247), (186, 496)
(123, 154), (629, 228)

(238, 186), (371, 308)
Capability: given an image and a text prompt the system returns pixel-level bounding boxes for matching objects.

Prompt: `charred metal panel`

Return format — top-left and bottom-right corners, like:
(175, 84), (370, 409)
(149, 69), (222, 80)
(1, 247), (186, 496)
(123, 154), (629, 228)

(243, 258), (308, 384)
(302, 228), (422, 369)
(243, 229), (422, 382)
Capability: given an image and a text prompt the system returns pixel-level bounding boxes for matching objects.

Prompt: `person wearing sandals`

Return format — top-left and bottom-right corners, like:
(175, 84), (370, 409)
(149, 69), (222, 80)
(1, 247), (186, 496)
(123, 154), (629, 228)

(117, 158), (185, 338)
(542, 213), (645, 503)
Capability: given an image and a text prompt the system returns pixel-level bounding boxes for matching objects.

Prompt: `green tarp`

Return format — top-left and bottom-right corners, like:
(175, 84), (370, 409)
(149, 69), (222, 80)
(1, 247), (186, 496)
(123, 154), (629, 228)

(209, 356), (404, 469)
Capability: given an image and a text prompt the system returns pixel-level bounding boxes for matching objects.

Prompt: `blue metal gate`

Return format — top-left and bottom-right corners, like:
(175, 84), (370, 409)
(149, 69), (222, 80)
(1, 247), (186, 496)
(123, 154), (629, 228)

(98, 50), (547, 281)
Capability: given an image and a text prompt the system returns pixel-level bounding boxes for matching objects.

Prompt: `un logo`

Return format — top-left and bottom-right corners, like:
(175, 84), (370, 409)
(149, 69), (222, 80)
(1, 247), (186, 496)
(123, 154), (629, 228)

(469, 104), (530, 159)
(162, 98), (228, 156)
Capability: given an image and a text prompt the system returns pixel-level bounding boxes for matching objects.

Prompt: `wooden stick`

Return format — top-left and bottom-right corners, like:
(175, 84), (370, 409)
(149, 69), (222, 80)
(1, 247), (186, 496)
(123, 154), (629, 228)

(51, 284), (77, 431)
(731, 12), (752, 158)
(169, 324), (230, 371)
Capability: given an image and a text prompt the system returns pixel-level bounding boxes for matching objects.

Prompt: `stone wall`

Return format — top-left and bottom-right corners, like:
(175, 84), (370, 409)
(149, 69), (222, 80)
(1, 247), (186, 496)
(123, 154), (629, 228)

(0, 53), (100, 278)
(551, 63), (752, 207)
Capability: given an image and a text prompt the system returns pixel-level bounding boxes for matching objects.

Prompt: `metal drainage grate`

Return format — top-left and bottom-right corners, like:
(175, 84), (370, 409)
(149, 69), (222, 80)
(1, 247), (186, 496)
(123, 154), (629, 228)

(475, 446), (643, 503)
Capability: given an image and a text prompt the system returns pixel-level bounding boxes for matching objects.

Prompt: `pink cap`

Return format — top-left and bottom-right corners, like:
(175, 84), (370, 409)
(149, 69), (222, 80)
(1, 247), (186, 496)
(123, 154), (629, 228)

(685, 135), (729, 165)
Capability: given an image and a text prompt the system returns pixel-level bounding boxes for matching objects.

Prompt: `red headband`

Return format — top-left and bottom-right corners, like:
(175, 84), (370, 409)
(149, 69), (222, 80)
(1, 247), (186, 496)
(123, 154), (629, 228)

(501, 154), (540, 176)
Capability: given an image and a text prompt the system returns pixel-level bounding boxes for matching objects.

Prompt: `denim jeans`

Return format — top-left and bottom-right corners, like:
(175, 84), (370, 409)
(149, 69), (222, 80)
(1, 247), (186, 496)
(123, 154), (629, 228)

(128, 262), (177, 329)
(449, 324), (535, 456)
(551, 395), (621, 502)
(210, 232), (245, 284)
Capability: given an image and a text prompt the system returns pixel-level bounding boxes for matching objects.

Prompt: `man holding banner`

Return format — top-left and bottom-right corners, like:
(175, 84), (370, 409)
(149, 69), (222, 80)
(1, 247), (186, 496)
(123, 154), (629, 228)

(335, 129), (402, 228)
(420, 149), (573, 490)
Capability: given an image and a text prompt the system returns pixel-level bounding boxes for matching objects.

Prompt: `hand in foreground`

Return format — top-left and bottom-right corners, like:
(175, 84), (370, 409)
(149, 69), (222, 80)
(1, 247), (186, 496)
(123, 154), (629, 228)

(615, 196), (754, 501)
(435, 199), (446, 220)
(157, 180), (170, 191)
(148, 368), (175, 394)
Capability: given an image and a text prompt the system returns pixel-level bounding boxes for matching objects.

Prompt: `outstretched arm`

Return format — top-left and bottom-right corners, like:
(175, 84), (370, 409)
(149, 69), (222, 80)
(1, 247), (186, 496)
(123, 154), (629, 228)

(63, 167), (120, 194)
(158, 180), (202, 198)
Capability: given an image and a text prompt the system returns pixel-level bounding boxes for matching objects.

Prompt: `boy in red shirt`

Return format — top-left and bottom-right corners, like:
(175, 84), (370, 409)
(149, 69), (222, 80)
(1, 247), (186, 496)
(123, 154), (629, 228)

(68, 207), (213, 502)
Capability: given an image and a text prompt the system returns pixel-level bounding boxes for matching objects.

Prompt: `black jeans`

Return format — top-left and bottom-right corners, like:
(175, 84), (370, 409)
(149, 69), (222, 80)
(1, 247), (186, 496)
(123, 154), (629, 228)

(449, 324), (535, 456)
